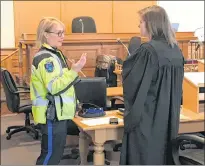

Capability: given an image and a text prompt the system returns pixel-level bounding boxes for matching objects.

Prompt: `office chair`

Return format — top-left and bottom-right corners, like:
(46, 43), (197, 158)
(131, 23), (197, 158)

(128, 36), (141, 56)
(172, 134), (205, 165)
(1, 68), (39, 140)
(72, 16), (97, 33)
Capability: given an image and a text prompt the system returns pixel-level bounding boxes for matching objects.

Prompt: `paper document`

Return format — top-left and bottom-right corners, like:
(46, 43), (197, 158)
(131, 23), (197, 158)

(180, 114), (191, 120)
(184, 72), (204, 85)
(81, 116), (123, 126)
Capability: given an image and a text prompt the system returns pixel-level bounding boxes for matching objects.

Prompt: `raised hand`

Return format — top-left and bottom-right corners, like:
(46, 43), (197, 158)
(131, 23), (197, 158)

(71, 53), (87, 72)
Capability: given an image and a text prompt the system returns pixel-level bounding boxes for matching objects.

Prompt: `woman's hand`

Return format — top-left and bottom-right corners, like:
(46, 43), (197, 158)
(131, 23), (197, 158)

(71, 53), (87, 72)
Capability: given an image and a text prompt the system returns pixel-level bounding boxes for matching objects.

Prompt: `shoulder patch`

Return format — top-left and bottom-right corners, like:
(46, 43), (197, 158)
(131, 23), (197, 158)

(45, 61), (54, 73)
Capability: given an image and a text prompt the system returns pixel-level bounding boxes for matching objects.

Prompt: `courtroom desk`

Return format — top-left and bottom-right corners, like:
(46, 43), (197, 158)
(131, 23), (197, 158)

(22, 81), (123, 98)
(183, 72), (205, 113)
(107, 87), (123, 97)
(73, 109), (204, 165)
(198, 59), (204, 72)
(18, 33), (196, 84)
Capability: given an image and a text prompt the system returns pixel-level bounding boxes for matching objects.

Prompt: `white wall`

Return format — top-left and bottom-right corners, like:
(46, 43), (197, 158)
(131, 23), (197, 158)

(158, 1), (204, 32)
(1, 1), (15, 48)
(0, 1), (204, 49)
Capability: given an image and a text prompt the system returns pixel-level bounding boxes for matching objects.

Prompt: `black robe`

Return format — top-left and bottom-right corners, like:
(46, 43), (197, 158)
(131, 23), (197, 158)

(120, 38), (184, 165)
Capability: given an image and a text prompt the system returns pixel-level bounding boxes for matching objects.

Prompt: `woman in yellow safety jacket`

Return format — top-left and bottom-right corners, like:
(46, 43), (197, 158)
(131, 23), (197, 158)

(30, 17), (86, 165)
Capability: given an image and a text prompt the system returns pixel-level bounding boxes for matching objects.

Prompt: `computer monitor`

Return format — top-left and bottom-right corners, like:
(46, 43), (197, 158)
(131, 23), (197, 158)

(171, 23), (179, 32)
(74, 77), (107, 109)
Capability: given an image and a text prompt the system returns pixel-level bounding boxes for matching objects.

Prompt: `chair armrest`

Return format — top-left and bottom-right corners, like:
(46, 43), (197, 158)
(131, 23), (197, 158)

(109, 96), (124, 110)
(110, 96), (124, 102)
(14, 90), (30, 94)
(171, 134), (205, 165)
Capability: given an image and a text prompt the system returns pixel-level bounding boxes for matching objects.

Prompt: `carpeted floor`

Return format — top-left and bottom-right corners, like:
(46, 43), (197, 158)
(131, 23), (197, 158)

(1, 110), (120, 165)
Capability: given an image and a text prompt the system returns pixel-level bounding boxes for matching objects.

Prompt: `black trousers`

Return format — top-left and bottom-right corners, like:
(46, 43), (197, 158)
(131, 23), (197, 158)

(36, 120), (68, 165)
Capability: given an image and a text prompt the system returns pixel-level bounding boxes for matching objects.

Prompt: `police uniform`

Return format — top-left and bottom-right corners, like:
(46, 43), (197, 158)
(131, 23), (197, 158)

(30, 43), (78, 165)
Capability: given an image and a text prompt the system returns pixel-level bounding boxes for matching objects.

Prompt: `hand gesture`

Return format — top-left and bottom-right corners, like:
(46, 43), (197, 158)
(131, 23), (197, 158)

(71, 53), (87, 72)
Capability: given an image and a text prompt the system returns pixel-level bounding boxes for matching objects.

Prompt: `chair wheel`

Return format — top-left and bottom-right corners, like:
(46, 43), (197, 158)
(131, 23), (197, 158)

(105, 160), (110, 165)
(6, 129), (10, 133)
(6, 135), (11, 140)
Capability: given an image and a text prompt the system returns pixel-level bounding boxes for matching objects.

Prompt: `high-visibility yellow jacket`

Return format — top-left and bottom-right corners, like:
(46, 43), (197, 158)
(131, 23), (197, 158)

(30, 43), (78, 124)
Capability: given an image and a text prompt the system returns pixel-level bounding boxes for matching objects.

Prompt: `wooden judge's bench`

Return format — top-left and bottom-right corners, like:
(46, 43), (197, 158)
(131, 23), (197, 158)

(18, 32), (196, 83)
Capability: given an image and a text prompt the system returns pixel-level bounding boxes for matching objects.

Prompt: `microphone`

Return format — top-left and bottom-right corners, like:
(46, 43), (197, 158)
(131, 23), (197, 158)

(193, 27), (204, 55)
(79, 19), (84, 33)
(116, 38), (131, 56)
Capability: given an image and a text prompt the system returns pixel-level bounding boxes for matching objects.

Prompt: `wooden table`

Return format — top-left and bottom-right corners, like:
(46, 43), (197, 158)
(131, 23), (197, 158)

(107, 87), (123, 97)
(73, 109), (204, 165)
(183, 72), (205, 113)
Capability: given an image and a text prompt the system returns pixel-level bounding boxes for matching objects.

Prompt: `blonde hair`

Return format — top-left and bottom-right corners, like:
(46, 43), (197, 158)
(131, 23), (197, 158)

(96, 54), (113, 69)
(138, 5), (177, 48)
(36, 17), (65, 48)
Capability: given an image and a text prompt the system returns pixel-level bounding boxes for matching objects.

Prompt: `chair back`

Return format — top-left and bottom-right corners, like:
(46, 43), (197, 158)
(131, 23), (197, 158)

(171, 134), (205, 165)
(72, 16), (97, 33)
(1, 68), (20, 113)
(128, 36), (141, 55)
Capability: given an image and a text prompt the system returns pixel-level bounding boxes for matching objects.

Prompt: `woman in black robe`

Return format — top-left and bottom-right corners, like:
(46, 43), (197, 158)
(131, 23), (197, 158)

(120, 6), (184, 165)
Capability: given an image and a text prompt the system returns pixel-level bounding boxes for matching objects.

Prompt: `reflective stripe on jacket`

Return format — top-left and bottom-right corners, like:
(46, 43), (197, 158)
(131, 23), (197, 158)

(30, 44), (78, 124)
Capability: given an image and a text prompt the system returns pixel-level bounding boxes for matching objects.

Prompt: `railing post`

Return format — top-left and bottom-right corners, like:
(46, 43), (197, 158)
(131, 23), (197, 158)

(18, 42), (23, 85)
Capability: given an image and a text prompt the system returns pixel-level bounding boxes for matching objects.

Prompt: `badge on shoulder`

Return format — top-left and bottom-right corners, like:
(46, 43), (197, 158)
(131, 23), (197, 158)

(45, 61), (54, 73)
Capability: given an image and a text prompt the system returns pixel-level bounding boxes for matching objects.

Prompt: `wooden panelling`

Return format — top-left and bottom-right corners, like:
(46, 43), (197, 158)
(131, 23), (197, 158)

(61, 1), (113, 33)
(61, 45), (101, 77)
(183, 73), (205, 113)
(27, 42), (127, 78)
(13, 1), (61, 43)
(1, 48), (17, 61)
(13, 1), (159, 44)
(18, 33), (197, 83)
(112, 1), (156, 33)
(1, 48), (20, 77)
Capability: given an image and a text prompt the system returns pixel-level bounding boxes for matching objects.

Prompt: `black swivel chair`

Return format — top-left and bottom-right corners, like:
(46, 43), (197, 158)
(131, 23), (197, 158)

(128, 36), (141, 56)
(1, 68), (39, 140)
(72, 16), (97, 33)
(171, 134), (205, 165)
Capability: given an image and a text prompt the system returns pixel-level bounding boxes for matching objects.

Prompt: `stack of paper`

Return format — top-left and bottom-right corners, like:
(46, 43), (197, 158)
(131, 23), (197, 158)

(180, 114), (191, 120)
(81, 116), (123, 126)
(184, 72), (204, 85)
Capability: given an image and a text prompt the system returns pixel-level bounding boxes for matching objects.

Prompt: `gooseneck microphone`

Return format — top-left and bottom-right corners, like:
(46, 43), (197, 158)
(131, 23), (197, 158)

(79, 19), (84, 33)
(116, 38), (131, 56)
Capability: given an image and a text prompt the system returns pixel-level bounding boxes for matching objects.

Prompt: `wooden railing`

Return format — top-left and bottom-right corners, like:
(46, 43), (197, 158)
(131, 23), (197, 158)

(18, 32), (197, 83)
(1, 48), (20, 77)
